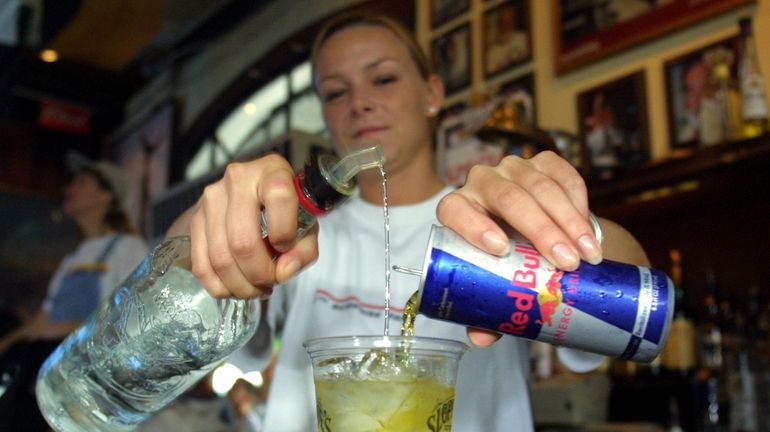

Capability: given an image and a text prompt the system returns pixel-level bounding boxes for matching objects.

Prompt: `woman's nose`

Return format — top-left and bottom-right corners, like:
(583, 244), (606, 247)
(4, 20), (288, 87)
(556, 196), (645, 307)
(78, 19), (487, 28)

(348, 87), (374, 115)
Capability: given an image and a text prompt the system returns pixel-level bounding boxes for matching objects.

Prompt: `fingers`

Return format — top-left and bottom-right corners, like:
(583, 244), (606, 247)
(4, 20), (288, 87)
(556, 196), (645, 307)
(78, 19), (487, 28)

(466, 327), (502, 347)
(275, 224), (319, 283)
(189, 155), (308, 299)
(441, 151), (602, 271)
(257, 156), (300, 252)
(196, 180), (269, 298)
(190, 196), (231, 298)
(436, 192), (510, 256)
(526, 152), (589, 217)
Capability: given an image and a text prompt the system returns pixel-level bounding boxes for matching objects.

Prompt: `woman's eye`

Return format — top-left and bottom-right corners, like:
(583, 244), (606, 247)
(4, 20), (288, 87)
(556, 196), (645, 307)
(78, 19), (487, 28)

(323, 89), (345, 102)
(375, 75), (397, 86)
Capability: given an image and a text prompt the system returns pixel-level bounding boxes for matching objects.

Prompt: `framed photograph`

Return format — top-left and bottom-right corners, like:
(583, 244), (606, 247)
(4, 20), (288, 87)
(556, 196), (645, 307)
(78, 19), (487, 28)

(552, 0), (752, 75)
(577, 71), (649, 180)
(432, 24), (471, 95)
(483, 0), (531, 78)
(437, 112), (507, 186)
(431, 0), (470, 29)
(664, 36), (740, 149)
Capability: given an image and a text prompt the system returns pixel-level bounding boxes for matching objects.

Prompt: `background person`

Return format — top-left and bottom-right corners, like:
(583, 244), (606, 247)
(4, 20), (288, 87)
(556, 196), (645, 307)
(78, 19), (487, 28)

(0, 151), (148, 432)
(168, 12), (649, 431)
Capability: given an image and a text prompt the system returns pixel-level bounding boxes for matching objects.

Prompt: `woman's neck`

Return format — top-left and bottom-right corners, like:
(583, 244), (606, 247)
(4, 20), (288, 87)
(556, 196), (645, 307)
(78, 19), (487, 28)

(357, 166), (445, 206)
(75, 212), (112, 239)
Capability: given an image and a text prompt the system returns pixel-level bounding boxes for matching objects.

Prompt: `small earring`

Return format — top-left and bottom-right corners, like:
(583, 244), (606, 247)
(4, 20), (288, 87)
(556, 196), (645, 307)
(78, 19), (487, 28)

(427, 106), (437, 115)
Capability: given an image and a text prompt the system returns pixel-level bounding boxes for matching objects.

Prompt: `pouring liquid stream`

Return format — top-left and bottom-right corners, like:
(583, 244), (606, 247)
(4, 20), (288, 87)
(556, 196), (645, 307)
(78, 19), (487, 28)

(378, 165), (419, 339)
(380, 165), (392, 336)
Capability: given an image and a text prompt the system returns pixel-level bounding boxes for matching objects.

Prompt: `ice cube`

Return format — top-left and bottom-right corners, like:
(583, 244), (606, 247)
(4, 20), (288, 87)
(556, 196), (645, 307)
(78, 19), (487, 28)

(318, 356), (356, 379)
(354, 349), (411, 381)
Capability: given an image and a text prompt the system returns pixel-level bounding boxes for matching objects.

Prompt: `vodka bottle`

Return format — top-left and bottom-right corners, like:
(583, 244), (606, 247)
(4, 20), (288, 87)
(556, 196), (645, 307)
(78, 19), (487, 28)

(35, 145), (384, 432)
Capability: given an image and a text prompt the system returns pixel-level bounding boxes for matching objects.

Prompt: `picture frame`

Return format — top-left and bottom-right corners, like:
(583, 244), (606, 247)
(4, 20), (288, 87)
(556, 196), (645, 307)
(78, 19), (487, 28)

(436, 75), (535, 186)
(552, 0), (752, 75)
(576, 71), (649, 180)
(436, 110), (508, 186)
(664, 36), (740, 149)
(432, 23), (471, 95)
(430, 0), (470, 29)
(483, 0), (532, 78)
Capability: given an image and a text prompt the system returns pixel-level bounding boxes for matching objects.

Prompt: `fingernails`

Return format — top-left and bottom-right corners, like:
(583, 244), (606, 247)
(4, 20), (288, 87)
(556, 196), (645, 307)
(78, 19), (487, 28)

(482, 231), (510, 255)
(578, 234), (603, 265)
(280, 259), (301, 282)
(551, 243), (579, 269)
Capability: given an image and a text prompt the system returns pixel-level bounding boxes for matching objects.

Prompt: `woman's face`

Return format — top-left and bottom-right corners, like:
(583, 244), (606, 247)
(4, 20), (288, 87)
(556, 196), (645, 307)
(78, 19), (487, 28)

(313, 25), (443, 175)
(62, 171), (112, 217)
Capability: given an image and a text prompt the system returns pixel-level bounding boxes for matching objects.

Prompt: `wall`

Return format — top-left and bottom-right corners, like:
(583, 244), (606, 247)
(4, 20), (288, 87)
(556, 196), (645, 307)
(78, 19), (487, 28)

(415, 0), (757, 161)
(122, 0), (760, 160)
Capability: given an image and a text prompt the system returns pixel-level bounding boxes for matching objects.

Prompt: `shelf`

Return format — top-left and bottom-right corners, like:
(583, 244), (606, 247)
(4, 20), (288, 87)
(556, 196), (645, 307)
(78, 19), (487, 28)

(588, 134), (770, 224)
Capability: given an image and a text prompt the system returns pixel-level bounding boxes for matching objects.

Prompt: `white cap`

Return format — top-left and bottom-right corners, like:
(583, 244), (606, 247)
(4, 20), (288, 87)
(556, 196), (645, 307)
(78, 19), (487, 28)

(66, 151), (131, 210)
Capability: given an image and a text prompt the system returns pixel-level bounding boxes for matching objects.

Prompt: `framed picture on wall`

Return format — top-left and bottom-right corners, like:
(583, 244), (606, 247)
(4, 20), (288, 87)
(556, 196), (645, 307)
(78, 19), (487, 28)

(432, 23), (471, 95)
(483, 0), (531, 78)
(576, 71), (649, 180)
(664, 36), (740, 149)
(552, 0), (752, 75)
(437, 110), (507, 186)
(431, 0), (470, 29)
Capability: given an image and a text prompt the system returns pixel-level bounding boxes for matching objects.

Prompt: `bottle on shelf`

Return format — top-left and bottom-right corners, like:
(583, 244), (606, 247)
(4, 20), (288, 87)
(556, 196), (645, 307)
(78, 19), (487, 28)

(732, 283), (770, 432)
(667, 395), (685, 432)
(737, 16), (770, 139)
(34, 145), (386, 432)
(724, 294), (759, 432)
(695, 268), (729, 432)
(703, 46), (742, 145)
(660, 248), (697, 378)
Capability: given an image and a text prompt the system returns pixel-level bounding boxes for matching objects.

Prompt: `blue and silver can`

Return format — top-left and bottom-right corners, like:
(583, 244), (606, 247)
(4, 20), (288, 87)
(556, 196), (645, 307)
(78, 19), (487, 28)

(414, 225), (674, 362)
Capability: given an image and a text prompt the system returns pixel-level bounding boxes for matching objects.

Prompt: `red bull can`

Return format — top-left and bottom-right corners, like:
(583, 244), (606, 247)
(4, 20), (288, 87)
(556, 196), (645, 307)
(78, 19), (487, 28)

(414, 225), (674, 362)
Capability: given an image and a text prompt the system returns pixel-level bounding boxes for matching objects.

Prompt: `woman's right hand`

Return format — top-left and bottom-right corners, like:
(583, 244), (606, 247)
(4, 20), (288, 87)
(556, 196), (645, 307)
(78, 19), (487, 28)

(186, 154), (319, 299)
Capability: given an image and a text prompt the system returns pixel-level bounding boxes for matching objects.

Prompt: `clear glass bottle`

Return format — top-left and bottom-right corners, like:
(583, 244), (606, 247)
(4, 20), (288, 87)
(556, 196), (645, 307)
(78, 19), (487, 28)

(35, 145), (384, 432)
(737, 17), (770, 139)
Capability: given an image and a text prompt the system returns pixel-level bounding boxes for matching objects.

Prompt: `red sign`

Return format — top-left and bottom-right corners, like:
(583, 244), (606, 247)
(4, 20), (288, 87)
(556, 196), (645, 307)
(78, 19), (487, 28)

(38, 99), (92, 134)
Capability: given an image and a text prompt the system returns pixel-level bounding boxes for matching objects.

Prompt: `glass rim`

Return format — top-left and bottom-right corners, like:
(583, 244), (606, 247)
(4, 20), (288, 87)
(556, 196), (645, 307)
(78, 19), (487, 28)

(303, 335), (468, 356)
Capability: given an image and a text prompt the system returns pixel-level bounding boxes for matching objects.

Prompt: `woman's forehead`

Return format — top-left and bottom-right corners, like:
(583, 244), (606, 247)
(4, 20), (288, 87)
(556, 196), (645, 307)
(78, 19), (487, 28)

(317, 25), (408, 63)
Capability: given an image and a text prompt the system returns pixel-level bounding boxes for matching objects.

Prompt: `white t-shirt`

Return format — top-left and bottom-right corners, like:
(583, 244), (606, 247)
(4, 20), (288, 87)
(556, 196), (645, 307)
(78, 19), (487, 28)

(41, 234), (149, 314)
(232, 186), (534, 431)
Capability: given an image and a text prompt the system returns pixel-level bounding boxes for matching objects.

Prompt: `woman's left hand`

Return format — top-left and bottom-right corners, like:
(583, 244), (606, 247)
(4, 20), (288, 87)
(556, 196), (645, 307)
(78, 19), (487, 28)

(436, 151), (604, 346)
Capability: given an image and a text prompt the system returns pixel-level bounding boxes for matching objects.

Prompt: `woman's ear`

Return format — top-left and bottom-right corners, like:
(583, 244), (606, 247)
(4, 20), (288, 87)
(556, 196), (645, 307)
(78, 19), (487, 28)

(425, 74), (445, 117)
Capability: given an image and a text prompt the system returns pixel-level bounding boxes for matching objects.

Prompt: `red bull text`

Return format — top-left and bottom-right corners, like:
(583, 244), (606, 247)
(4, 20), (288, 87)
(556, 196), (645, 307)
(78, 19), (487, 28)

(416, 226), (674, 362)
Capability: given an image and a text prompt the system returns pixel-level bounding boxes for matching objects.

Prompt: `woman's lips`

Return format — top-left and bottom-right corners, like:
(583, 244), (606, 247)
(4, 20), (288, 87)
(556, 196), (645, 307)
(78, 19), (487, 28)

(354, 126), (387, 140)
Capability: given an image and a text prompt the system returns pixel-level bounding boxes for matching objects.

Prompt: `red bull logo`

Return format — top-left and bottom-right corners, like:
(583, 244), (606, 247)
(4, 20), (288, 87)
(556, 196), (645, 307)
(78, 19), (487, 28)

(498, 269), (565, 335)
(498, 242), (566, 336)
(536, 271), (565, 326)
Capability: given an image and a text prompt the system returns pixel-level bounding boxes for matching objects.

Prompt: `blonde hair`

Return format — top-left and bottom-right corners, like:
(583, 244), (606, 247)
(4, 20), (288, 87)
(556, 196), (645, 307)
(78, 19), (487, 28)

(310, 11), (433, 92)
